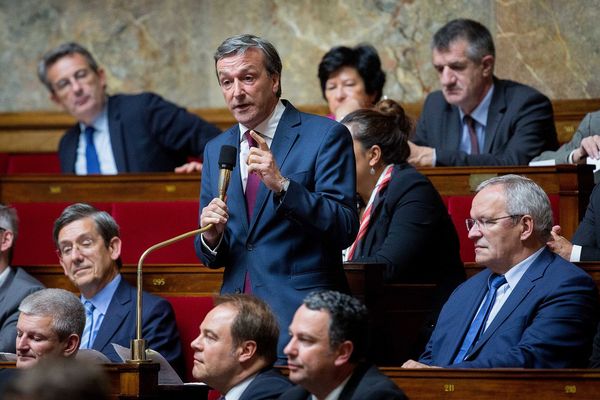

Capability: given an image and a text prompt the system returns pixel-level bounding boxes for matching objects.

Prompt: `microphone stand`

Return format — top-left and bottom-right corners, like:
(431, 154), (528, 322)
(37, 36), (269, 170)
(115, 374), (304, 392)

(129, 224), (212, 363)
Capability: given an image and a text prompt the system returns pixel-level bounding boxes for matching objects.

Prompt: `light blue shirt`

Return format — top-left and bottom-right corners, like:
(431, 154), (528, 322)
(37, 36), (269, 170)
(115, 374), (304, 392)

(458, 85), (495, 154)
(75, 103), (118, 175)
(80, 274), (122, 347)
(483, 246), (545, 331)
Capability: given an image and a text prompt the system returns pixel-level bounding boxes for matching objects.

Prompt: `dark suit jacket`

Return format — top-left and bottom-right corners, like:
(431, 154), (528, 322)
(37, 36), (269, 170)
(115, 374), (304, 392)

(278, 363), (406, 400)
(59, 92), (221, 173)
(238, 368), (292, 400)
(351, 163), (465, 286)
(0, 267), (43, 352)
(572, 183), (600, 260)
(420, 248), (598, 368)
(414, 77), (558, 166)
(91, 278), (184, 376)
(196, 100), (359, 356)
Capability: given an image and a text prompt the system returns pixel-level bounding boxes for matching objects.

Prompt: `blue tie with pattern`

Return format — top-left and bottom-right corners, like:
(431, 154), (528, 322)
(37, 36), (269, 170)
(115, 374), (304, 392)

(452, 274), (506, 364)
(81, 300), (96, 349)
(84, 126), (101, 174)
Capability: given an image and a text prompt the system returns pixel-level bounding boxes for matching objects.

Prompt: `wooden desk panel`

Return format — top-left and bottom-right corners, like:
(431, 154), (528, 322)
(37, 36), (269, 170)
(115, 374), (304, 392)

(382, 368), (600, 399)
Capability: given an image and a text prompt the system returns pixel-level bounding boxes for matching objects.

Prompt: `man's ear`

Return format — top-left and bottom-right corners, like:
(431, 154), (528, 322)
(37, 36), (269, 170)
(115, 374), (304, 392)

(0, 230), (14, 253)
(238, 340), (257, 363)
(333, 340), (354, 367)
(481, 55), (494, 77)
(63, 334), (80, 358)
(108, 237), (122, 261)
(520, 215), (535, 241)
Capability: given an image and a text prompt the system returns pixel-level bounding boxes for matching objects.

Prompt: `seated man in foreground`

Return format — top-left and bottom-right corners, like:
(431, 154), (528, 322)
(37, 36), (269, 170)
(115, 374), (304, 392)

(16, 288), (84, 368)
(403, 174), (598, 368)
(53, 203), (183, 374)
(281, 290), (406, 399)
(191, 294), (292, 399)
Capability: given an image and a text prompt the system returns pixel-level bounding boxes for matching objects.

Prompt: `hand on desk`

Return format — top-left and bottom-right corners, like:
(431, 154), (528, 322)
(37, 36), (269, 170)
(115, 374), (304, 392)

(546, 225), (574, 261)
(174, 161), (203, 173)
(401, 359), (439, 369)
(408, 141), (434, 167)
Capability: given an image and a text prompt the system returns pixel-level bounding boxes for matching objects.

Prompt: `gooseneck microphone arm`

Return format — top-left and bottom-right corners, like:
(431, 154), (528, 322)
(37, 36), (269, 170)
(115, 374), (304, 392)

(129, 145), (237, 363)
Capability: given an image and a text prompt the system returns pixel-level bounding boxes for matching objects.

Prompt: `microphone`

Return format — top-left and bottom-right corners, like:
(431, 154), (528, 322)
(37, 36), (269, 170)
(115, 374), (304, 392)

(217, 145), (237, 201)
(130, 145), (237, 363)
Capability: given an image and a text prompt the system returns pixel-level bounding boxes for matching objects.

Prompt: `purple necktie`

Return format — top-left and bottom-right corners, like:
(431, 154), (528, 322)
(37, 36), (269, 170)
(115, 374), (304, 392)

(464, 115), (480, 155)
(245, 131), (260, 220)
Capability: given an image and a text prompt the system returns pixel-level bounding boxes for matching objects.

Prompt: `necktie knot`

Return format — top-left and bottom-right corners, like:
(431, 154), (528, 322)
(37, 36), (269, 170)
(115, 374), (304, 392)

(245, 130), (258, 148)
(489, 274), (507, 291)
(84, 300), (95, 314)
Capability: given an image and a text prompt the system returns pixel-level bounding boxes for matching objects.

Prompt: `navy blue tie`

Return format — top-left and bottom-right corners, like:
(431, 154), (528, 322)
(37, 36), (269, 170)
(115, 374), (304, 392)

(84, 126), (101, 174)
(452, 274), (506, 364)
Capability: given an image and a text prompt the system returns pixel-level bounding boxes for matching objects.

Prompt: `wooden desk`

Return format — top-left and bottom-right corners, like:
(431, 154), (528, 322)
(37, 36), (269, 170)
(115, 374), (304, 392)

(382, 367), (600, 399)
(0, 361), (208, 399)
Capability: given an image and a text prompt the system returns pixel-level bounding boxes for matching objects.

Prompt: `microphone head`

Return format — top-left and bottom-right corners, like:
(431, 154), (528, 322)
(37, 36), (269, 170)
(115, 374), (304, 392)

(218, 145), (237, 170)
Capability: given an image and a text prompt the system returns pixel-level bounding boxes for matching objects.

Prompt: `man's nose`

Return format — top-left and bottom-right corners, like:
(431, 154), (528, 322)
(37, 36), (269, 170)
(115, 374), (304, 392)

(232, 80), (244, 97)
(440, 66), (456, 86)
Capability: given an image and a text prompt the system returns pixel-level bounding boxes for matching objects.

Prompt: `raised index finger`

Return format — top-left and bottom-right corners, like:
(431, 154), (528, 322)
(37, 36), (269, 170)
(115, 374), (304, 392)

(250, 130), (269, 151)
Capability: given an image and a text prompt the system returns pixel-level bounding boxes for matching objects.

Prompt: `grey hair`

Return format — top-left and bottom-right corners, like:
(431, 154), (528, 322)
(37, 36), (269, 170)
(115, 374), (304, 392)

(431, 18), (495, 64)
(19, 289), (85, 341)
(0, 204), (18, 264)
(214, 34), (282, 97)
(38, 42), (101, 93)
(476, 174), (553, 241)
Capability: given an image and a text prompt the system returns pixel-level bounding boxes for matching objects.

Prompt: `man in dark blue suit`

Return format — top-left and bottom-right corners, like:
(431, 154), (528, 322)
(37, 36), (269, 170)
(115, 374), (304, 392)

(191, 294), (291, 399)
(38, 42), (221, 174)
(403, 175), (598, 368)
(196, 34), (359, 359)
(280, 291), (406, 399)
(53, 203), (183, 375)
(409, 18), (557, 167)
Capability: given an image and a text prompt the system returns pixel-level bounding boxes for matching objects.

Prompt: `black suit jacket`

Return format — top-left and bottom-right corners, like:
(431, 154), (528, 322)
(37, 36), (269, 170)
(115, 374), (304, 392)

(573, 183), (600, 261)
(238, 368), (292, 400)
(0, 267), (44, 352)
(414, 77), (558, 166)
(59, 92), (221, 173)
(278, 363), (406, 400)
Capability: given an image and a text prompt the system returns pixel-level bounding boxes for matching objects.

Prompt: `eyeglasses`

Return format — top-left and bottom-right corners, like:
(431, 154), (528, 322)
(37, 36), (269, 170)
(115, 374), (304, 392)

(465, 215), (523, 232)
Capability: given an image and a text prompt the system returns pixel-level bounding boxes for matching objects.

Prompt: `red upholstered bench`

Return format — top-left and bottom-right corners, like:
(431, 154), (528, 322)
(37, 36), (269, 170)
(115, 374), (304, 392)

(11, 202), (113, 266)
(7, 153), (61, 174)
(164, 296), (214, 383)
(111, 201), (201, 265)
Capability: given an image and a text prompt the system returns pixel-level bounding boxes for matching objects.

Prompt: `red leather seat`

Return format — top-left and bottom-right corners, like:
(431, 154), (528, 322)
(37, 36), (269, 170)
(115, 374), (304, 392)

(7, 153), (61, 174)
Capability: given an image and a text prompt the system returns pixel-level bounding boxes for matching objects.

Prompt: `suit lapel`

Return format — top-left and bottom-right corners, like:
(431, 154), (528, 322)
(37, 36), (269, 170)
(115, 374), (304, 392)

(444, 105), (462, 151)
(247, 102), (300, 236)
(440, 271), (491, 364)
(222, 127), (250, 233)
(469, 249), (549, 356)
(107, 97), (128, 172)
(483, 78), (507, 153)
(92, 279), (132, 352)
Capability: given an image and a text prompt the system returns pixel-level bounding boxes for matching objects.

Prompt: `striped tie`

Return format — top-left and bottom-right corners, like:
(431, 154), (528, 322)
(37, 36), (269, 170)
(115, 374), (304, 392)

(345, 165), (393, 261)
(80, 300), (95, 349)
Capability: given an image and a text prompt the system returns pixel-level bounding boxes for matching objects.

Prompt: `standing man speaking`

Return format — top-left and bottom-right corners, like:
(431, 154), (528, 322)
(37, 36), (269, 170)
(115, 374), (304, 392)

(196, 34), (359, 359)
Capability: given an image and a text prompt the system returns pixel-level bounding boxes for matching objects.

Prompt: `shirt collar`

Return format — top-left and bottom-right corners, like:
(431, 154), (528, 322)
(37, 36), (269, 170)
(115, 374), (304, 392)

(79, 102), (108, 132)
(459, 84), (495, 127)
(0, 266), (11, 287)
(503, 246), (545, 289)
(310, 373), (352, 400)
(238, 100), (286, 143)
(81, 274), (121, 315)
(222, 373), (257, 400)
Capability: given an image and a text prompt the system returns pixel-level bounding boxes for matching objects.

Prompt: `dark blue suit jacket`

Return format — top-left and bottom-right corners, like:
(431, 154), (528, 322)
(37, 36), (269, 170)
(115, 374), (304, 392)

(0, 267), (44, 353)
(91, 278), (184, 376)
(572, 183), (600, 261)
(414, 77), (558, 166)
(420, 248), (599, 368)
(239, 368), (292, 400)
(278, 363), (406, 400)
(59, 92), (221, 173)
(195, 100), (359, 356)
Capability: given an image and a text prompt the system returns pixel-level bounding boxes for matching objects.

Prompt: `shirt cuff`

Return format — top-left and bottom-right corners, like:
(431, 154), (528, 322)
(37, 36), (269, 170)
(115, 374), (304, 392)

(200, 233), (223, 256)
(571, 244), (582, 262)
(431, 148), (437, 166)
(568, 150), (576, 164)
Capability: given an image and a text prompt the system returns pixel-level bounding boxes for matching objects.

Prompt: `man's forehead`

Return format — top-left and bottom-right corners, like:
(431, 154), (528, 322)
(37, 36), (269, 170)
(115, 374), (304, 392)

(217, 49), (265, 71)
(58, 217), (98, 240)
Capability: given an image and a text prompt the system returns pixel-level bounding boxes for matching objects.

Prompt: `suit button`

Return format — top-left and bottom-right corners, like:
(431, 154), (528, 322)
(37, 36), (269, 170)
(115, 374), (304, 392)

(247, 243), (253, 251)
(234, 288), (242, 294)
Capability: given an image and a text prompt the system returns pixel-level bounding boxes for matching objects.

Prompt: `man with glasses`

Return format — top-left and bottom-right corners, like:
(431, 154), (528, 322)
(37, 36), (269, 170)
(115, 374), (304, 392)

(37, 42), (221, 174)
(402, 174), (599, 368)
(52, 203), (183, 376)
(0, 205), (44, 353)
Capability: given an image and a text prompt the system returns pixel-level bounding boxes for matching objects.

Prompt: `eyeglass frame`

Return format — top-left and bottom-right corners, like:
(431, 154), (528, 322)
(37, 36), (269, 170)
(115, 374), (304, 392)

(465, 214), (524, 232)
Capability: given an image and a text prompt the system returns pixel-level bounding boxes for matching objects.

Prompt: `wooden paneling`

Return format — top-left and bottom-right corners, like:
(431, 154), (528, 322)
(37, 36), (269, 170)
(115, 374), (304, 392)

(0, 99), (597, 152)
